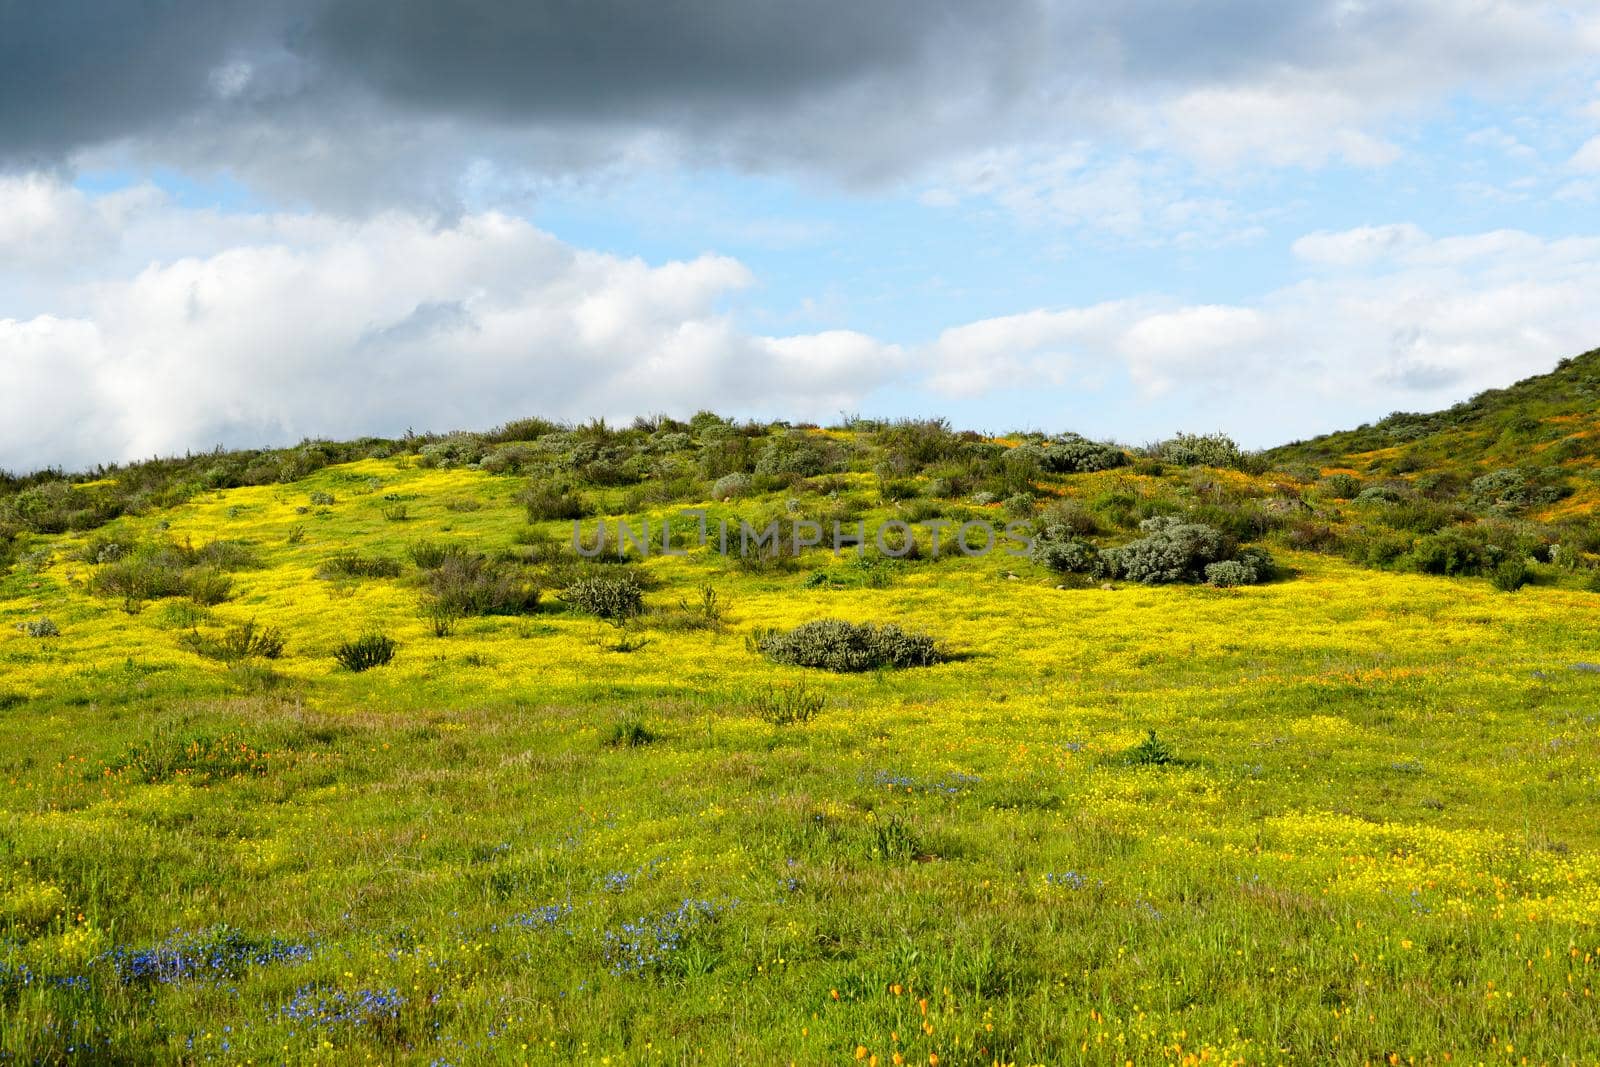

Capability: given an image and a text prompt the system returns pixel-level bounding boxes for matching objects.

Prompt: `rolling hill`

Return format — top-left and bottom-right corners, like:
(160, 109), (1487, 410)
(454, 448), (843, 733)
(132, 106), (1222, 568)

(2, 357), (1600, 1061)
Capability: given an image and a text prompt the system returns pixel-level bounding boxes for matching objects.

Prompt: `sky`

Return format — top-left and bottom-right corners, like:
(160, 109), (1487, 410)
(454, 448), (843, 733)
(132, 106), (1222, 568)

(4, 1), (1600, 472)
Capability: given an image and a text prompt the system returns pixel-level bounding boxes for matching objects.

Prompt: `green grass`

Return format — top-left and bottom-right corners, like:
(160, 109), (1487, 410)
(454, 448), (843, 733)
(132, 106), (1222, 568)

(1, 440), (1600, 1062)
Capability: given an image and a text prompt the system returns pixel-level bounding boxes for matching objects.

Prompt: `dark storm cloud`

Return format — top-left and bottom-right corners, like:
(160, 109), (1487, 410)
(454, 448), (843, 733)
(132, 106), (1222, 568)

(0, 1), (1588, 195)
(0, 0), (278, 166)
(298, 0), (976, 122)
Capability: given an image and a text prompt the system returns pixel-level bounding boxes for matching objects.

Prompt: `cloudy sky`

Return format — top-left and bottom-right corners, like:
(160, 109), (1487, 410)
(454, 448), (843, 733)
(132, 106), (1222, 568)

(4, 1), (1600, 471)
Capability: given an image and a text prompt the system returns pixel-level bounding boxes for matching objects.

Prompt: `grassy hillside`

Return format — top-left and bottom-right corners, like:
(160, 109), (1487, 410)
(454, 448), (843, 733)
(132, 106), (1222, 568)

(1267, 347), (1600, 546)
(2, 403), (1600, 1062)
(1269, 347), (1600, 475)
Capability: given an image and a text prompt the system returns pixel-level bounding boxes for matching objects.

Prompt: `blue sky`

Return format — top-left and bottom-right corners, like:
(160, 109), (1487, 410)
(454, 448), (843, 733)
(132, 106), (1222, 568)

(4, 2), (1600, 469)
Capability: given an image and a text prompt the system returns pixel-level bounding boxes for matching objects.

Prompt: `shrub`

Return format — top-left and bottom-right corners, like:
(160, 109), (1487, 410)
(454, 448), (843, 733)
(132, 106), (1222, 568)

(754, 619), (942, 671)
(1322, 473), (1361, 499)
(1206, 547), (1274, 587)
(308, 491), (335, 506)
(1001, 493), (1034, 518)
(1469, 468), (1570, 515)
(406, 538), (459, 569)
(180, 619), (286, 662)
(1343, 529), (1414, 568)
(422, 599), (460, 637)
(1030, 525), (1102, 575)
(185, 568), (234, 606)
(1410, 530), (1488, 577)
(1155, 433), (1242, 469)
(874, 418), (963, 469)
(19, 617), (59, 638)
(518, 481), (589, 522)
(1384, 500), (1461, 534)
(1354, 485), (1406, 505)
(710, 472), (754, 500)
(315, 553), (403, 579)
(1285, 520), (1343, 553)
(72, 534), (133, 564)
(1036, 499), (1101, 537)
(91, 558), (183, 602)
(87, 539), (257, 608)
(380, 504), (409, 522)
(750, 681), (825, 726)
(333, 633), (396, 672)
(603, 715), (656, 747)
(1124, 730), (1176, 766)
(1103, 517), (1230, 585)
(754, 431), (831, 479)
(423, 553), (541, 616)
(563, 576), (645, 620)
(1028, 434), (1128, 474)
(676, 584), (727, 626)
(1490, 558), (1530, 592)
(1204, 560), (1254, 587)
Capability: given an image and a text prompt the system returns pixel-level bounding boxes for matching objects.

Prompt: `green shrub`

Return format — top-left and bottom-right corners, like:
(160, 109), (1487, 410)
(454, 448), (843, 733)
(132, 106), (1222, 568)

(754, 619), (942, 671)
(422, 553), (541, 616)
(1355, 485), (1406, 505)
(1384, 500), (1461, 533)
(333, 633), (396, 672)
(406, 538), (461, 569)
(308, 491), (335, 506)
(1103, 518), (1231, 584)
(1340, 529), (1412, 567)
(1036, 499), (1101, 537)
(754, 431), (832, 479)
(1490, 558), (1530, 592)
(519, 481), (589, 522)
(1090, 490), (1140, 530)
(1411, 531), (1488, 576)
(874, 418), (963, 469)
(185, 568), (234, 606)
(1124, 729), (1176, 766)
(1155, 433), (1242, 469)
(563, 576), (644, 620)
(1468, 468), (1571, 515)
(1204, 560), (1255, 587)
(315, 553), (403, 579)
(603, 714), (656, 747)
(750, 681), (825, 726)
(180, 619), (286, 662)
(380, 503), (409, 522)
(87, 540), (255, 607)
(676, 584), (727, 626)
(1285, 520), (1343, 553)
(72, 534), (134, 564)
(1322, 473), (1361, 499)
(1207, 547), (1274, 586)
(1027, 434), (1128, 474)
(90, 557), (185, 601)
(422, 599), (460, 637)
(1001, 493), (1035, 518)
(710, 472), (754, 500)
(18, 617), (59, 638)
(1030, 525), (1102, 575)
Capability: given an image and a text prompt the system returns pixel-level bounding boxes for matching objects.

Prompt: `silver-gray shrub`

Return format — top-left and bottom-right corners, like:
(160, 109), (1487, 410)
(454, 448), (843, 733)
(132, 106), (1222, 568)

(1103, 517), (1230, 585)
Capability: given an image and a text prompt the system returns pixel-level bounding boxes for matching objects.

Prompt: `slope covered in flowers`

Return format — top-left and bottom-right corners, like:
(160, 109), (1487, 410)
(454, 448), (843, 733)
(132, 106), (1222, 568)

(3, 432), (1600, 1064)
